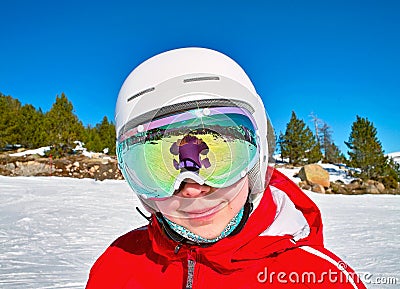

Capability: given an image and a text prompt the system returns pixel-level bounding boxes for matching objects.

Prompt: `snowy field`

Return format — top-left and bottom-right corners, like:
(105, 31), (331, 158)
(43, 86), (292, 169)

(1, 170), (399, 288)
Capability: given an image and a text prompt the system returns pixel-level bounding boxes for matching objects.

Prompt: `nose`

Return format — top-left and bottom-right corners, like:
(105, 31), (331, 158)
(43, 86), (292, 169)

(177, 182), (212, 198)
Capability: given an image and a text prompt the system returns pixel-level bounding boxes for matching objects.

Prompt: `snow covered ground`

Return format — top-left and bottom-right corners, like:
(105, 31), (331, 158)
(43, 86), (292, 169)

(387, 152), (400, 165)
(0, 170), (399, 288)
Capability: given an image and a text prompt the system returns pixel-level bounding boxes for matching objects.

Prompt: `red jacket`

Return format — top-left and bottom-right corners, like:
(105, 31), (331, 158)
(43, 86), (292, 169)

(86, 170), (366, 289)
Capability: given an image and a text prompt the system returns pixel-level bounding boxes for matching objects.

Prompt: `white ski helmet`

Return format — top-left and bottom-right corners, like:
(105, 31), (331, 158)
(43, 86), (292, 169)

(115, 47), (274, 211)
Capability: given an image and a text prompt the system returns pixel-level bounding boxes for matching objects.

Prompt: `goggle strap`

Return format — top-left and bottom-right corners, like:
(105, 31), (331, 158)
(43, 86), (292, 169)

(119, 98), (255, 139)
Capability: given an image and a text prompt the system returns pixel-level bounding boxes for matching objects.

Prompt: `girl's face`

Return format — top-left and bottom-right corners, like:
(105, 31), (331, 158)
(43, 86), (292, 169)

(157, 177), (249, 239)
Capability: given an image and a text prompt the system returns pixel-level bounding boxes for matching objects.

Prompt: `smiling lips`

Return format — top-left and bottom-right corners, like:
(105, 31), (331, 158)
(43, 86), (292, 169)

(181, 202), (225, 219)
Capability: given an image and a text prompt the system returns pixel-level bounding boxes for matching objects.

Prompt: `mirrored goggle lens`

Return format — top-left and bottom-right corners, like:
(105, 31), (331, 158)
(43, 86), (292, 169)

(117, 107), (259, 199)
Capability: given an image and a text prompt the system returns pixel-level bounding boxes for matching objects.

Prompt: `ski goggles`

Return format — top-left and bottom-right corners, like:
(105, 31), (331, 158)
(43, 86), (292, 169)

(117, 106), (259, 200)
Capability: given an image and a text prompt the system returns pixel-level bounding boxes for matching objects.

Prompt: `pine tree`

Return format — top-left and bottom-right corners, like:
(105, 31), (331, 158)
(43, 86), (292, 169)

(83, 125), (103, 152)
(97, 116), (116, 154)
(345, 116), (387, 179)
(83, 117), (116, 154)
(18, 104), (48, 148)
(44, 93), (85, 147)
(307, 141), (323, 164)
(34, 108), (49, 147)
(0, 93), (49, 148)
(0, 93), (22, 147)
(309, 112), (323, 146)
(382, 158), (400, 189)
(320, 123), (344, 163)
(279, 111), (322, 165)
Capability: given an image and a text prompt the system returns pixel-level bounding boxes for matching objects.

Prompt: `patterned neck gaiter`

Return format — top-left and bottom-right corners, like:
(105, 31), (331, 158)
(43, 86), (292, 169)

(161, 207), (245, 244)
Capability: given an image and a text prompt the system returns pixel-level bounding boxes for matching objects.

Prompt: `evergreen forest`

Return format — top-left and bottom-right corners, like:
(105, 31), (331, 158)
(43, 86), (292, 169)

(1, 92), (399, 185)
(0, 92), (115, 157)
(277, 111), (399, 187)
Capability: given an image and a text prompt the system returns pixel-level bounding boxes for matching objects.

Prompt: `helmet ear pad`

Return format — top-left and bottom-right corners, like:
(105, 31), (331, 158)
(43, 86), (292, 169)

(248, 160), (262, 195)
(248, 117), (276, 199)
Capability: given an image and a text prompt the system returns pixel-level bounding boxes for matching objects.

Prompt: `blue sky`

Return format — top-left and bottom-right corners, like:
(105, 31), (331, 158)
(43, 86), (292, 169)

(1, 0), (399, 154)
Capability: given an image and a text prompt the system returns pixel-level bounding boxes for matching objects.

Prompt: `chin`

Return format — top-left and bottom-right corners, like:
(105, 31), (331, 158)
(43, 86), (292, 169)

(187, 217), (230, 239)
(191, 227), (222, 240)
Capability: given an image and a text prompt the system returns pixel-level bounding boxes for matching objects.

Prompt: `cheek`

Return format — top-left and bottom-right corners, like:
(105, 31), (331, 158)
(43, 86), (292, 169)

(231, 199), (244, 213)
(155, 198), (181, 214)
(227, 187), (248, 215)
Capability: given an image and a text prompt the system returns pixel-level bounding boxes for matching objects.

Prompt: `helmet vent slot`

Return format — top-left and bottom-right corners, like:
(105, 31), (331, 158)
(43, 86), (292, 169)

(127, 87), (155, 102)
(183, 76), (220, 83)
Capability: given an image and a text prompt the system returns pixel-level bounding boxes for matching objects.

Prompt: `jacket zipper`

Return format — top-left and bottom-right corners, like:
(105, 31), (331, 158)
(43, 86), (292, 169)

(185, 251), (196, 289)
